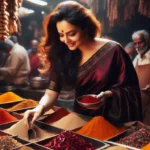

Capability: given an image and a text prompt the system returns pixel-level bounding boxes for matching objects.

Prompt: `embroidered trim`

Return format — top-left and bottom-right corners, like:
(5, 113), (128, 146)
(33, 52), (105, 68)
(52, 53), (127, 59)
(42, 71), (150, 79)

(78, 42), (118, 77)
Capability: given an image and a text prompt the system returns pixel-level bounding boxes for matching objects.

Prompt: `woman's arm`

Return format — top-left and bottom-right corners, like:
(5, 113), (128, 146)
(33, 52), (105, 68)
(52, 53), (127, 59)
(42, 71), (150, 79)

(24, 89), (59, 126)
(39, 89), (59, 113)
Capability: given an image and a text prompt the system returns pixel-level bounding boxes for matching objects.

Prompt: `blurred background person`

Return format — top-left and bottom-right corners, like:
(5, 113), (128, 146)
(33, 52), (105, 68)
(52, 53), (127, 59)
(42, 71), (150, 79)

(10, 35), (18, 44)
(124, 42), (137, 61)
(28, 39), (41, 78)
(0, 39), (30, 87)
(132, 30), (150, 125)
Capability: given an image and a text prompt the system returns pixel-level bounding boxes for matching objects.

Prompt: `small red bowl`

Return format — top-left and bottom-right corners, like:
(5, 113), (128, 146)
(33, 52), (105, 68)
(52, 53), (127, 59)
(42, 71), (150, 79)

(77, 94), (102, 110)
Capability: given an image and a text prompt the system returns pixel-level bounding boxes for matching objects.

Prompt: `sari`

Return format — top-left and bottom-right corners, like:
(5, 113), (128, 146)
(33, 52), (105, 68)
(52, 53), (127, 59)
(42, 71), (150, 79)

(48, 41), (142, 124)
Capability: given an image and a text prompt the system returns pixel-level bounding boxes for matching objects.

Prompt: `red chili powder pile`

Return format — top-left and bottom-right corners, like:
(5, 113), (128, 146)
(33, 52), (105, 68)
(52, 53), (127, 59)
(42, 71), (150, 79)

(43, 107), (70, 124)
(80, 96), (100, 103)
(0, 108), (18, 124)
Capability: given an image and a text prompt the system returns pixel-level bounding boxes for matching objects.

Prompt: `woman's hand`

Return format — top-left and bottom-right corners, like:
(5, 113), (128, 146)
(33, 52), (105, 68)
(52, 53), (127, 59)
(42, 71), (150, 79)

(97, 90), (112, 100)
(23, 105), (44, 128)
(141, 84), (150, 93)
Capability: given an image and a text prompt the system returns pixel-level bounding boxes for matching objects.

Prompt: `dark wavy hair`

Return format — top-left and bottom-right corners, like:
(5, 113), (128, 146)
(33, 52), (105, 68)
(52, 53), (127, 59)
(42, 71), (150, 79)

(39, 1), (101, 86)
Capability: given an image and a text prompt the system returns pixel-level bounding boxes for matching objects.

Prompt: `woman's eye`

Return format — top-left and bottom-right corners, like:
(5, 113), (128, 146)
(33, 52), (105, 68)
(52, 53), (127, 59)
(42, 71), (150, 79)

(68, 32), (76, 36)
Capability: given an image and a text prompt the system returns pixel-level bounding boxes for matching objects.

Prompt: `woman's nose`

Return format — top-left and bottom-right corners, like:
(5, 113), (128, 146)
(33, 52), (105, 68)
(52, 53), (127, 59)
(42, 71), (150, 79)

(64, 35), (70, 43)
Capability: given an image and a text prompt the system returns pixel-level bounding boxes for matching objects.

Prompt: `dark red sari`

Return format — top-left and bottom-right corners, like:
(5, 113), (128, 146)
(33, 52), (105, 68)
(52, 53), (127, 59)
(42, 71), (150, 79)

(48, 41), (142, 124)
(74, 42), (142, 124)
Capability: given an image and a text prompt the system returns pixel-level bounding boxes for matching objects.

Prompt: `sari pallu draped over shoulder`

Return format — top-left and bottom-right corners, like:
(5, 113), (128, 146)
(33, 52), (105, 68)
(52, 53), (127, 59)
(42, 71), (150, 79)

(74, 42), (142, 125)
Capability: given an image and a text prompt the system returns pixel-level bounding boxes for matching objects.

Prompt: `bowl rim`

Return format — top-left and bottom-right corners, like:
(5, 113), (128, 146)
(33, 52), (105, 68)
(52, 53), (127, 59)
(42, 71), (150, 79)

(77, 94), (101, 105)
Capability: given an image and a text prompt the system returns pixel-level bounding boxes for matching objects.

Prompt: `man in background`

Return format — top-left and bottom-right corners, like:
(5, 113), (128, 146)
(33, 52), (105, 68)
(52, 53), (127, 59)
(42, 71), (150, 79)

(0, 39), (30, 87)
(132, 30), (150, 125)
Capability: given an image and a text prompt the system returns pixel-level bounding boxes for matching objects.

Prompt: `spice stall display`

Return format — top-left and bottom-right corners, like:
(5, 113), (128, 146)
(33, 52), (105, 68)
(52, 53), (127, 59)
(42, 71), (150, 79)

(0, 136), (22, 150)
(43, 130), (96, 150)
(0, 0), (22, 41)
(0, 108), (18, 124)
(76, 116), (125, 140)
(118, 127), (150, 149)
(7, 99), (38, 111)
(0, 92), (23, 104)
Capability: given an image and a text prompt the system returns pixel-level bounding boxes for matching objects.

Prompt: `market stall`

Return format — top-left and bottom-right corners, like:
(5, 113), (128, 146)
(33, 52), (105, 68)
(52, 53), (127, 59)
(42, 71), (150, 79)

(0, 92), (150, 149)
(0, 0), (150, 149)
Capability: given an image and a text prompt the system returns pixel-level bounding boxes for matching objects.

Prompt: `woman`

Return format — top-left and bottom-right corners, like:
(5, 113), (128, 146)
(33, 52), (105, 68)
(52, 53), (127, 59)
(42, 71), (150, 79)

(24, 1), (142, 125)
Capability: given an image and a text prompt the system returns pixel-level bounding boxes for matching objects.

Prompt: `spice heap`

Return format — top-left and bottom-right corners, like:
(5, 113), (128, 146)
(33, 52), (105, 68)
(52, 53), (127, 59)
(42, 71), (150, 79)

(0, 92), (23, 104)
(106, 146), (128, 150)
(43, 130), (96, 150)
(142, 143), (150, 150)
(118, 127), (150, 149)
(76, 116), (125, 140)
(44, 108), (55, 115)
(50, 112), (87, 130)
(0, 136), (22, 150)
(8, 99), (38, 111)
(0, 108), (18, 124)
(17, 146), (34, 150)
(4, 119), (53, 142)
(80, 96), (100, 103)
(43, 107), (70, 124)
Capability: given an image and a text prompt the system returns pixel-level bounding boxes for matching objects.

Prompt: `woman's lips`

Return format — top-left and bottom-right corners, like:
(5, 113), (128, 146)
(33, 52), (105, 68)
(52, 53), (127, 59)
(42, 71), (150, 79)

(67, 43), (74, 47)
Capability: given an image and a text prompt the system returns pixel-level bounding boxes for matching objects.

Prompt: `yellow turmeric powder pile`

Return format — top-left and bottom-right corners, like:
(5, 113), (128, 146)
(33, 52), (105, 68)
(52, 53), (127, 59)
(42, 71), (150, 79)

(8, 99), (38, 111)
(76, 116), (125, 140)
(0, 92), (23, 104)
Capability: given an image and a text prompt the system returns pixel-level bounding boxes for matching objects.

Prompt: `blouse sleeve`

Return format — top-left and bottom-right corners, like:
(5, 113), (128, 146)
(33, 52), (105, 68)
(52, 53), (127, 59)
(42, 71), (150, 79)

(47, 68), (62, 93)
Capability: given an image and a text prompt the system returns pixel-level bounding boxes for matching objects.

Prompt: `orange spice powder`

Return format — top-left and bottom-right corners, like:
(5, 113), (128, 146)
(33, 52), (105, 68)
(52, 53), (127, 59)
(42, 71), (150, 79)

(8, 99), (38, 111)
(142, 144), (150, 150)
(0, 92), (23, 104)
(76, 116), (125, 140)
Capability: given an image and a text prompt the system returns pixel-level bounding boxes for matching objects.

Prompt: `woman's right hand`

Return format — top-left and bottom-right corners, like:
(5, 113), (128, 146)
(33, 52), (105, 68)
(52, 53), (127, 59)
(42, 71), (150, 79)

(24, 105), (44, 128)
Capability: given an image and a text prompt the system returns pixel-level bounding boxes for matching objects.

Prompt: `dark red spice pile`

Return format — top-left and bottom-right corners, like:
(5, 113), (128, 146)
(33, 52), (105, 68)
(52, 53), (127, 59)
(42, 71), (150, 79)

(80, 96), (100, 103)
(118, 128), (150, 148)
(43, 130), (96, 150)
(43, 108), (70, 124)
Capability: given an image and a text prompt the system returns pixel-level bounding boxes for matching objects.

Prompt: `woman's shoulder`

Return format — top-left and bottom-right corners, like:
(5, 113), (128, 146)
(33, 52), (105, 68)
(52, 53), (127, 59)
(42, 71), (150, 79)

(95, 38), (123, 52)
(96, 37), (120, 46)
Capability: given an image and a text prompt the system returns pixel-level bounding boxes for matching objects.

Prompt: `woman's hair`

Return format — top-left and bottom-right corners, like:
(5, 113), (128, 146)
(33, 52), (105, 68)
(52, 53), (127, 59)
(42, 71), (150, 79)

(39, 1), (101, 86)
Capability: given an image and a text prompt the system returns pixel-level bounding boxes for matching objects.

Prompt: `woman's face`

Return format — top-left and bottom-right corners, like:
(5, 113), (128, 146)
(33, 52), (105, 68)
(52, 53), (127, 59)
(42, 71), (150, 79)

(56, 20), (85, 50)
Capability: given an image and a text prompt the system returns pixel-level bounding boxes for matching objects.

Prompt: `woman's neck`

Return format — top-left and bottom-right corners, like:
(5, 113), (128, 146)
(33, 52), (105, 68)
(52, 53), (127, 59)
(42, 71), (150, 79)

(78, 38), (110, 66)
(79, 38), (100, 66)
(79, 39), (97, 55)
